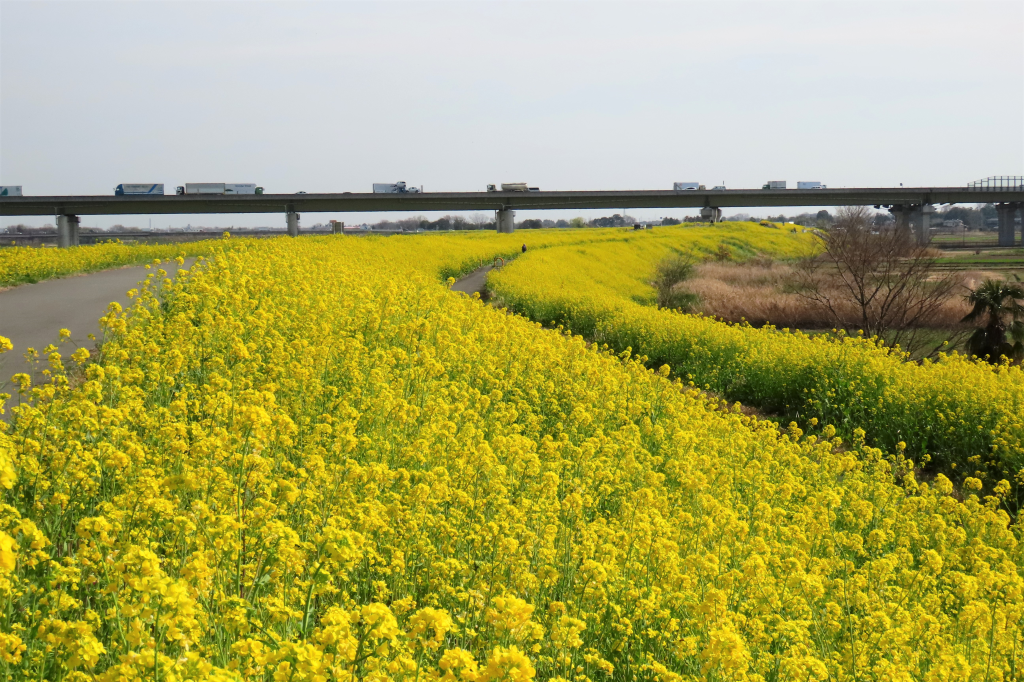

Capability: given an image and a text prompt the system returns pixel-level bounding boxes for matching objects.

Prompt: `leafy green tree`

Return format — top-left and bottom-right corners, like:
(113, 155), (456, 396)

(962, 279), (1024, 362)
(654, 255), (699, 311)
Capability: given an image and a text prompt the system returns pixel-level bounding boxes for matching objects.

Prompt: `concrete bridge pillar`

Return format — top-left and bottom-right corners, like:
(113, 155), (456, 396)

(996, 203), (1018, 247)
(1011, 201), (1019, 244)
(57, 214), (80, 248)
(700, 207), (722, 223)
(889, 205), (912, 238)
(286, 210), (300, 237)
(496, 207), (515, 233)
(909, 204), (934, 246)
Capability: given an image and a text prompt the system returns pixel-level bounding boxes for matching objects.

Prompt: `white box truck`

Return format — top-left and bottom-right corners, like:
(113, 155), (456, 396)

(762, 181), (787, 190)
(0, 186), (23, 196)
(674, 182), (701, 190)
(797, 181), (826, 190)
(177, 183), (263, 195)
(184, 183), (226, 194)
(373, 182), (421, 193)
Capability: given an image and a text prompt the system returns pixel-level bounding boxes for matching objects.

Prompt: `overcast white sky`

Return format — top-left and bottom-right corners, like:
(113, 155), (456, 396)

(2, 0), (1022, 229)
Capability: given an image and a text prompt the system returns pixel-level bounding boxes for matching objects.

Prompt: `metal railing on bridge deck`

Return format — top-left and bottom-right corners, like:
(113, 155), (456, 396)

(967, 176), (1024, 191)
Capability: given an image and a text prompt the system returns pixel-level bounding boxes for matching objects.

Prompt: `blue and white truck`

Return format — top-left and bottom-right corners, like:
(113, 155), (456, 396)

(115, 184), (164, 195)
(0, 186), (22, 196)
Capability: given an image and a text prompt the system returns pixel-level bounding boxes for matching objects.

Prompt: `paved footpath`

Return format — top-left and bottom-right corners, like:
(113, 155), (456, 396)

(1, 257), (481, 390)
(450, 265), (494, 296)
(1, 260), (193, 383)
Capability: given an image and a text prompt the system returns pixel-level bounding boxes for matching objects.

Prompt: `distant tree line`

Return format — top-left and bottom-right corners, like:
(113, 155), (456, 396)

(588, 214), (636, 227)
(367, 216), (491, 231)
(2, 224), (56, 234)
(366, 214), (652, 231)
(940, 204), (997, 229)
(519, 219), (572, 229)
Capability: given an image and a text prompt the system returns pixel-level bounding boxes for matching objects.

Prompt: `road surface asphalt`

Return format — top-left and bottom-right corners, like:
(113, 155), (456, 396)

(1, 260), (194, 384)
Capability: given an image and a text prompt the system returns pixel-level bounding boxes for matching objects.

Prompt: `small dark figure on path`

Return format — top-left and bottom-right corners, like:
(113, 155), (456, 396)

(521, 244), (527, 253)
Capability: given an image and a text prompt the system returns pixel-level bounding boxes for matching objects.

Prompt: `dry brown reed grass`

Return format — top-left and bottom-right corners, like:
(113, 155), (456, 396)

(682, 259), (975, 329)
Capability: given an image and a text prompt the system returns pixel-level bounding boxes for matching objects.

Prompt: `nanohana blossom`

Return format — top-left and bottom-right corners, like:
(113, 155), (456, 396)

(0, 225), (1020, 681)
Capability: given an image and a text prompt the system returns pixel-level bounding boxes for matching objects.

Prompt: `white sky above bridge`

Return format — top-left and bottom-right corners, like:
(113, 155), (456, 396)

(1, 0), (1022, 229)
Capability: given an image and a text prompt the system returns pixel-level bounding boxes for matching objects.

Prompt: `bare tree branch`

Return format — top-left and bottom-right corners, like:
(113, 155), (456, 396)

(794, 206), (962, 356)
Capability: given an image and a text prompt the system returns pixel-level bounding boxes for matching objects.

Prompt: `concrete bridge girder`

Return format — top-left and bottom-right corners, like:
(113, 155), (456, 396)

(7, 188), (1024, 219)
(286, 210), (300, 237)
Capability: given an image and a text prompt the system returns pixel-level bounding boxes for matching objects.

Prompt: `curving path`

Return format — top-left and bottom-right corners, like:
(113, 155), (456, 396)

(450, 265), (494, 296)
(0, 260), (194, 385)
(1, 257), (483, 399)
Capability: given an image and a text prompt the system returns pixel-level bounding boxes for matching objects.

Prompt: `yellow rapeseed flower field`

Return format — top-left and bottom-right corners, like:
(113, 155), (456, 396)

(489, 226), (1024, 502)
(0, 239), (238, 288)
(0, 225), (718, 289)
(0, 228), (1021, 681)
(0, 223), (804, 290)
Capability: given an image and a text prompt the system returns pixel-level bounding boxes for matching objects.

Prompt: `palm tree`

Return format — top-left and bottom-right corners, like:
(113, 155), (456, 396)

(962, 279), (1024, 362)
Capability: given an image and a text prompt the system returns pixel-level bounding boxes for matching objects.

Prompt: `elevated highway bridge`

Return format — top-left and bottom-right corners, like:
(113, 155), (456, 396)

(3, 185), (1023, 247)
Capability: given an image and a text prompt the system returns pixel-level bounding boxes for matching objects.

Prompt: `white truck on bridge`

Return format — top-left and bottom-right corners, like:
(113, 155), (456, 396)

(797, 181), (827, 190)
(176, 183), (263, 195)
(673, 182), (703, 190)
(1, 186), (23, 196)
(373, 182), (421, 194)
(762, 181), (787, 190)
(487, 183), (539, 192)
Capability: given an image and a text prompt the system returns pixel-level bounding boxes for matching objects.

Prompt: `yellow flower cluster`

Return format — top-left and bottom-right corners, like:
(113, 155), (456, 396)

(0, 229), (1022, 681)
(488, 229), (1024, 501)
(0, 239), (233, 288)
(0, 223), (798, 291)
